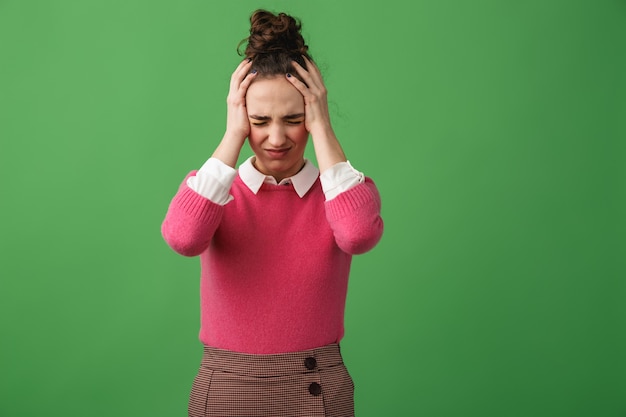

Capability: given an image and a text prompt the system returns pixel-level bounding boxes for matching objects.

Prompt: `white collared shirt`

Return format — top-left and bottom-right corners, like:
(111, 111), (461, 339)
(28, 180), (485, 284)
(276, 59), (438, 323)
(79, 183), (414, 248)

(187, 156), (364, 205)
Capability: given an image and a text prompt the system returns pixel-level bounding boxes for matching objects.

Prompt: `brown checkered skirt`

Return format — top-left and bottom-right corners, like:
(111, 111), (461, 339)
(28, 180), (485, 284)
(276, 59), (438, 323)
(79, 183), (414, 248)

(188, 344), (355, 417)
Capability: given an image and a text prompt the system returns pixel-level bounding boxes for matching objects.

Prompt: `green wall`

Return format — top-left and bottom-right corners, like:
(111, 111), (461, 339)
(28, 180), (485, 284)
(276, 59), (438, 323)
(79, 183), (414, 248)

(1, 1), (624, 416)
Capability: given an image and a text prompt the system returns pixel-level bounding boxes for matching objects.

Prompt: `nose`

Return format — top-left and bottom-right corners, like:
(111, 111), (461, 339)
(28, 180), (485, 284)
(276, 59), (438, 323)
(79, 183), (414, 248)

(267, 124), (287, 148)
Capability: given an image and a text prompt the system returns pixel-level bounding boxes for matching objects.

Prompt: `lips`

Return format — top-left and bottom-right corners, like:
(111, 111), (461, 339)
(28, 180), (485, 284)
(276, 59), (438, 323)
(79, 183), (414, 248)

(265, 148), (290, 158)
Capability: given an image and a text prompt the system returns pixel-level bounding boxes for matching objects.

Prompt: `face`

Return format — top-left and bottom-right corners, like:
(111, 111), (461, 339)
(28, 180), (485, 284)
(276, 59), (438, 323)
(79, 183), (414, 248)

(246, 76), (308, 182)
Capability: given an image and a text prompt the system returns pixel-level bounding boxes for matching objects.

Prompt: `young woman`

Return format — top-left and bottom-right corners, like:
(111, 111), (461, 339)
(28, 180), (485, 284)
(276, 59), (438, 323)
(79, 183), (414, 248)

(162, 9), (384, 417)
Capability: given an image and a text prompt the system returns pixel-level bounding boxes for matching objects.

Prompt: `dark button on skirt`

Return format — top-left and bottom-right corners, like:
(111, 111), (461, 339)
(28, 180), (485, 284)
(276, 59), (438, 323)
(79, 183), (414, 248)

(304, 356), (317, 370)
(188, 343), (355, 417)
(309, 381), (322, 396)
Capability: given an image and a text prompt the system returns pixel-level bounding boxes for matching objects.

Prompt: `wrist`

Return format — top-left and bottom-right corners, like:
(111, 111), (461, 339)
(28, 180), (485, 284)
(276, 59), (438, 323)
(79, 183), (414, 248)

(309, 123), (335, 142)
(212, 131), (247, 168)
(223, 129), (248, 144)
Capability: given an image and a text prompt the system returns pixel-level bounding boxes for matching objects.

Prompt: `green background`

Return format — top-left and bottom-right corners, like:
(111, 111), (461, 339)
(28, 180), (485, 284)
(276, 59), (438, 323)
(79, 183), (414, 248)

(1, 0), (624, 416)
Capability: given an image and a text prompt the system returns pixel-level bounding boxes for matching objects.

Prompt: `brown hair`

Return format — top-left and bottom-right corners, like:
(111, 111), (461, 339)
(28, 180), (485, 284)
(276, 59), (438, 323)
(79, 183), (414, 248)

(238, 9), (312, 79)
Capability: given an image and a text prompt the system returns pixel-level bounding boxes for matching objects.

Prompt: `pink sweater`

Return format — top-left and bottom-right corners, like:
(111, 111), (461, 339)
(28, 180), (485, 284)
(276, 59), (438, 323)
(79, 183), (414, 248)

(162, 172), (383, 354)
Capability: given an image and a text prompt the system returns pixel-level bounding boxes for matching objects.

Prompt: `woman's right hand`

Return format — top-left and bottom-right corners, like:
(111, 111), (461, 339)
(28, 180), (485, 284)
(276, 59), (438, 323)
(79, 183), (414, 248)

(212, 59), (257, 167)
(225, 59), (257, 141)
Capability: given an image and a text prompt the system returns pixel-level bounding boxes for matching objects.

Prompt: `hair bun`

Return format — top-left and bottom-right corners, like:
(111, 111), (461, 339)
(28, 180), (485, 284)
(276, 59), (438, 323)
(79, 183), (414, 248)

(242, 10), (309, 59)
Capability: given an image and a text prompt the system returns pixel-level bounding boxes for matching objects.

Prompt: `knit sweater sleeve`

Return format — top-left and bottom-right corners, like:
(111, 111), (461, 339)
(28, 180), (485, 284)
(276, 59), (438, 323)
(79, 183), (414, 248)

(324, 177), (384, 254)
(161, 171), (225, 257)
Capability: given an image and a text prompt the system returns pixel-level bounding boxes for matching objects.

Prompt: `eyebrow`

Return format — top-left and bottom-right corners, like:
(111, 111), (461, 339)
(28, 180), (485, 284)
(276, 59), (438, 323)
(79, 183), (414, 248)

(249, 113), (305, 120)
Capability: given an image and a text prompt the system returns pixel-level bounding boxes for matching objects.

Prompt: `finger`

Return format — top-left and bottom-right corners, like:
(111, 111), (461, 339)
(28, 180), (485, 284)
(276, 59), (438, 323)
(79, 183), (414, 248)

(230, 59), (254, 89)
(231, 62), (253, 88)
(291, 60), (324, 93)
(285, 72), (311, 97)
(238, 69), (257, 95)
(301, 56), (322, 77)
(290, 60), (312, 83)
(236, 58), (253, 73)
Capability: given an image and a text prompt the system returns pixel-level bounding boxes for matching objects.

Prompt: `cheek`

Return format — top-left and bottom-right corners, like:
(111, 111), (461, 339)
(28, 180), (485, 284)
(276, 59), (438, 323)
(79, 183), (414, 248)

(247, 128), (264, 146)
(290, 126), (309, 143)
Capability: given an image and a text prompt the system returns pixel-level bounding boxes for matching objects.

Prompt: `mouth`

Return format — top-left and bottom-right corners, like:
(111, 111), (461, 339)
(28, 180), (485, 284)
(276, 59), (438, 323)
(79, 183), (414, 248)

(265, 148), (291, 158)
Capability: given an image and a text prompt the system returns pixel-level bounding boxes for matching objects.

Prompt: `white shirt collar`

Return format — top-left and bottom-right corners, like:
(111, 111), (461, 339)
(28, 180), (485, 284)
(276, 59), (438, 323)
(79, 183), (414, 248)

(238, 156), (320, 198)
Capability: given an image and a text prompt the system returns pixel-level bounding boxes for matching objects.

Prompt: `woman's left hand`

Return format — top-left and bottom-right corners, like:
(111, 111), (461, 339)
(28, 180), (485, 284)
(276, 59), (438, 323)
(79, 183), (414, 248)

(286, 56), (347, 172)
(286, 57), (333, 136)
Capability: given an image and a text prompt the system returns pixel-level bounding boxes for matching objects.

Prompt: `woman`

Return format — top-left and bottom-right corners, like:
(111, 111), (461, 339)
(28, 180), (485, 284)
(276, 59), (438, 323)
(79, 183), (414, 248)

(162, 9), (383, 417)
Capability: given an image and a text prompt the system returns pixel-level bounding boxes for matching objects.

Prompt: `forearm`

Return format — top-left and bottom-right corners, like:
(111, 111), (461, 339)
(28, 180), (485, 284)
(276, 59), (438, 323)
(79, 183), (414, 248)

(211, 131), (246, 168)
(310, 125), (347, 173)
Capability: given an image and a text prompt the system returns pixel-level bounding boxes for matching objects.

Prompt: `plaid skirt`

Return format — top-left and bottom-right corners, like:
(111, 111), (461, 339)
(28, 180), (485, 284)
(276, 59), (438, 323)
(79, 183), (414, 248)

(188, 343), (355, 417)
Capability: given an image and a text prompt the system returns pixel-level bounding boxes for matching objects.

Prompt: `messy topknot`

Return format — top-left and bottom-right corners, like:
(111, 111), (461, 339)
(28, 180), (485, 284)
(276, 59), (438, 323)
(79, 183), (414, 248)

(238, 9), (312, 79)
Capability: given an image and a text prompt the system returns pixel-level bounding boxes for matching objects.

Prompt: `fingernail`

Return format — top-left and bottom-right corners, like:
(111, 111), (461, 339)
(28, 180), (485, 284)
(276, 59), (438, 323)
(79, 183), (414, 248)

(286, 73), (292, 78)
(247, 58), (252, 62)
(251, 69), (257, 74)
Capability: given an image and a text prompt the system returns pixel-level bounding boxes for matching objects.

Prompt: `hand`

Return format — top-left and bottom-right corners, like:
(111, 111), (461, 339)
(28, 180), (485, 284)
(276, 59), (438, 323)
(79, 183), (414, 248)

(225, 59), (257, 141)
(286, 57), (333, 136)
(212, 59), (257, 168)
(286, 57), (346, 172)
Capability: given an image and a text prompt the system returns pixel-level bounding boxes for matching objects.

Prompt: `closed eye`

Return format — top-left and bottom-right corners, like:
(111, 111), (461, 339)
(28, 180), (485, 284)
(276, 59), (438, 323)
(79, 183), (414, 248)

(249, 115), (270, 125)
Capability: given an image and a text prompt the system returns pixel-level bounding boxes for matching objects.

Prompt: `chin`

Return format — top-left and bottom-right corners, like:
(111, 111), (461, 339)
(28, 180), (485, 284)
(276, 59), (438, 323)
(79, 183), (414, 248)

(269, 161), (299, 176)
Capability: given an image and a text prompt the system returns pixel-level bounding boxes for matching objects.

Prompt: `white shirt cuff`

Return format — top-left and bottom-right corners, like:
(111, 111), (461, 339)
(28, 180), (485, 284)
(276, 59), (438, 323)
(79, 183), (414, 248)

(320, 161), (365, 201)
(186, 157), (237, 205)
